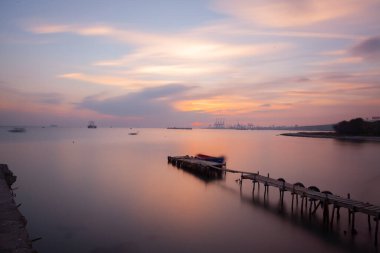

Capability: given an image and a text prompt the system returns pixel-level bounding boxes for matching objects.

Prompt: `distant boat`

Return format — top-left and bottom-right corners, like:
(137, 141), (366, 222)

(167, 127), (192, 130)
(88, 121), (97, 129)
(8, 127), (26, 133)
(128, 129), (139, 135)
(195, 154), (225, 164)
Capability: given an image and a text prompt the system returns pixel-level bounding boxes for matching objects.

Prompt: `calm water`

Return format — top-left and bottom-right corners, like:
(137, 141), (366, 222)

(0, 128), (379, 253)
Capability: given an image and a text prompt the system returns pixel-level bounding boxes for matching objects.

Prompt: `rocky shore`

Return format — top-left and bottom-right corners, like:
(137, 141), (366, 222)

(0, 164), (36, 253)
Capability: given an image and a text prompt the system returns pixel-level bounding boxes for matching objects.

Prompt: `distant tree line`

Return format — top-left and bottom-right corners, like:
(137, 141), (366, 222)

(333, 118), (380, 136)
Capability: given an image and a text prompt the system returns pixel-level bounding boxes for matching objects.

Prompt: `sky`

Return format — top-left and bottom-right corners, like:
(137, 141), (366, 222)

(0, 0), (379, 127)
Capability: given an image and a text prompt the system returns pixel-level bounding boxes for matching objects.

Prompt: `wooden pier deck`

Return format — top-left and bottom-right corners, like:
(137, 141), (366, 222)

(168, 155), (380, 246)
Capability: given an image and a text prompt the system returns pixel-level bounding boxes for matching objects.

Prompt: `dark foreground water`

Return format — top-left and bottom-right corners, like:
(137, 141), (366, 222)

(0, 128), (379, 253)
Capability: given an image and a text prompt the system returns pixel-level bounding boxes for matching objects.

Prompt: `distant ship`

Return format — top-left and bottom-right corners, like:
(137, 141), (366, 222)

(167, 127), (192, 130)
(128, 128), (139, 135)
(88, 121), (97, 129)
(8, 127), (26, 133)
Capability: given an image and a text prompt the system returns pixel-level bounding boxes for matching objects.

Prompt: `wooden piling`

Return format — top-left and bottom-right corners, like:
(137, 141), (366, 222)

(309, 199), (313, 219)
(323, 200), (330, 225)
(291, 193), (295, 212)
(330, 205), (336, 227)
(348, 193), (351, 224)
(351, 209), (357, 234)
(375, 218), (379, 246)
(337, 207), (341, 220)
(368, 215), (372, 231)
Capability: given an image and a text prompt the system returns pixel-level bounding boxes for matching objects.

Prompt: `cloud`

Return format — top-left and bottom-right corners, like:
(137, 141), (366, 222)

(350, 36), (380, 61)
(36, 92), (64, 104)
(94, 41), (290, 67)
(59, 72), (174, 89)
(173, 95), (292, 115)
(191, 23), (364, 40)
(31, 22), (291, 65)
(28, 23), (161, 45)
(77, 84), (193, 117)
(0, 85), (64, 105)
(212, 0), (374, 28)
(29, 22), (291, 87)
(310, 57), (362, 66)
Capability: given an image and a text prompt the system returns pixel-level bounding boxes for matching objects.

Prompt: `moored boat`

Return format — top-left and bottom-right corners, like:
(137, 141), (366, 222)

(195, 154), (225, 164)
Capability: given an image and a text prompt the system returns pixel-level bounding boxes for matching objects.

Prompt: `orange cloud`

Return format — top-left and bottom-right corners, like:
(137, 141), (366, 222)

(173, 96), (292, 115)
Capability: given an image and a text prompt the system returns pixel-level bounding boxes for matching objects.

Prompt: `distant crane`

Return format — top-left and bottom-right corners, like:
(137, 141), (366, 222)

(214, 118), (225, 129)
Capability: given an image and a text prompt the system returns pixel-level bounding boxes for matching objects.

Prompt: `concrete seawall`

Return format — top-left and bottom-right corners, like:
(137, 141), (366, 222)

(0, 164), (36, 253)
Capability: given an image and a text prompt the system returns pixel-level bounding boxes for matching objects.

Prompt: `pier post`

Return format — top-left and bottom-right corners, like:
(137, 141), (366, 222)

(348, 194), (351, 224)
(337, 207), (341, 220)
(309, 199), (313, 220)
(280, 190), (284, 209)
(322, 199), (330, 225)
(239, 174), (243, 194)
(312, 201), (321, 215)
(375, 217), (379, 246)
(291, 193), (295, 212)
(330, 205), (336, 227)
(257, 171), (260, 190)
(368, 215), (372, 231)
(351, 208), (357, 235)
(304, 196), (308, 211)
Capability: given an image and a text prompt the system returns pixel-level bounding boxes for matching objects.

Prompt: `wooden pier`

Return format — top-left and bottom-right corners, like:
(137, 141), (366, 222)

(168, 155), (226, 182)
(168, 155), (380, 246)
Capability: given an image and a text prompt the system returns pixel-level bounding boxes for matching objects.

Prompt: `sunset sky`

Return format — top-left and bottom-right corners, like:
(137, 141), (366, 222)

(0, 0), (379, 127)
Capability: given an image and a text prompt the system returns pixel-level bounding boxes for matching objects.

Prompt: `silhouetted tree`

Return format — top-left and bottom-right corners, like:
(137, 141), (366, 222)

(334, 118), (380, 136)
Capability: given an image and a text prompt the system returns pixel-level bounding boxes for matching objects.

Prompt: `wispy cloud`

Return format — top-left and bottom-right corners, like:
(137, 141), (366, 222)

(310, 57), (362, 66)
(29, 22), (291, 88)
(28, 23), (161, 45)
(0, 85), (65, 105)
(59, 72), (175, 89)
(212, 0), (376, 28)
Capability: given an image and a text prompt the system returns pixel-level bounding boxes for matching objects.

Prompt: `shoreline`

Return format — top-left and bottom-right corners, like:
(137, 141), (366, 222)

(0, 164), (36, 253)
(281, 132), (380, 142)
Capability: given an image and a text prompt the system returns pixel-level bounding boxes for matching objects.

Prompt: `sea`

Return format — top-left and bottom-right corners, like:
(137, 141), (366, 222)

(0, 127), (379, 253)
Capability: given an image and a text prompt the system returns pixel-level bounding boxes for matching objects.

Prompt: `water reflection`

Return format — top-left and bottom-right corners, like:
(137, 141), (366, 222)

(1, 128), (379, 253)
(171, 157), (379, 252)
(217, 180), (378, 253)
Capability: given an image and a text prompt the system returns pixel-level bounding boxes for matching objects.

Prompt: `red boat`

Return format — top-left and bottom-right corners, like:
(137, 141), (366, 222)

(195, 154), (225, 164)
